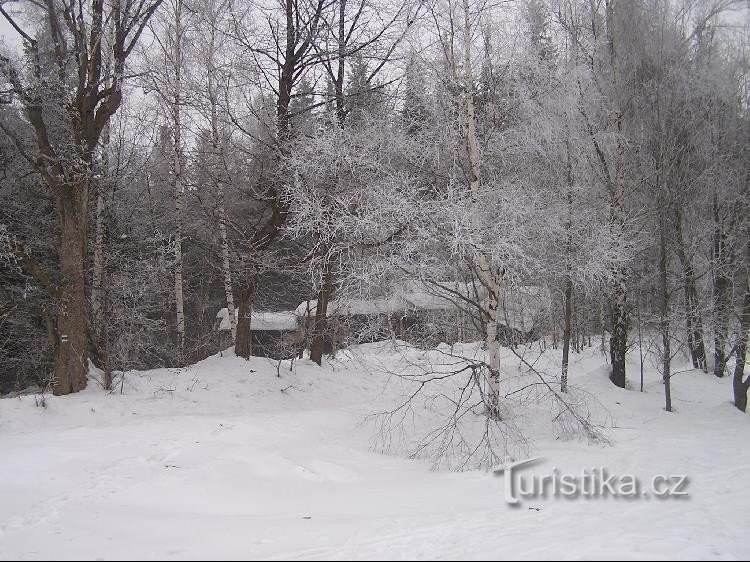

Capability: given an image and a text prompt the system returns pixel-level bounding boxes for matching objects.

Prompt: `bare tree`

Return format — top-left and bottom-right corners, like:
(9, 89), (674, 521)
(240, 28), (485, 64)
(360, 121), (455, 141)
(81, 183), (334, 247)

(0, 0), (163, 394)
(193, 0), (237, 341)
(305, 0), (418, 365)
(229, 0), (328, 359)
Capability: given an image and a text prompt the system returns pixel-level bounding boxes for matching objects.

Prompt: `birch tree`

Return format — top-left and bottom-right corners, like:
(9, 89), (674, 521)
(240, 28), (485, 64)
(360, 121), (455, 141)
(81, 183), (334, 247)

(142, 0), (194, 351)
(194, 0), (236, 341)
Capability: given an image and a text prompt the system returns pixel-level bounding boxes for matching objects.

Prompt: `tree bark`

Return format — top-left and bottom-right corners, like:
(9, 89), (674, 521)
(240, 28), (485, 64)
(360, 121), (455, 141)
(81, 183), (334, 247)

(91, 125), (109, 336)
(462, 0), (502, 416)
(231, 0), (326, 360)
(561, 136), (574, 393)
(562, 279), (573, 393)
(712, 195), (732, 378)
(609, 272), (628, 388)
(673, 205), (707, 371)
(235, 274), (256, 359)
(54, 193), (90, 395)
(2, 0), (162, 395)
(733, 244), (750, 412)
(603, 0), (628, 389)
(485, 285), (502, 416)
(205, 11), (236, 343)
(173, 0), (186, 351)
(91, 120), (112, 391)
(658, 216), (672, 412)
(310, 259), (334, 365)
(219, 198), (235, 341)
(309, 0), (347, 366)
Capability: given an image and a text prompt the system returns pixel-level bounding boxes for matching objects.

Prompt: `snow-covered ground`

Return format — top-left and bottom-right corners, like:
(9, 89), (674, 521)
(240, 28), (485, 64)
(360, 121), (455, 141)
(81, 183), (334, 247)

(0, 341), (747, 560)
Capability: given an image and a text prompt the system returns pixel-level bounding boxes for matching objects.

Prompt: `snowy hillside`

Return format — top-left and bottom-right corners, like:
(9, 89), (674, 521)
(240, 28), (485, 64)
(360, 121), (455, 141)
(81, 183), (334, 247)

(1, 342), (747, 560)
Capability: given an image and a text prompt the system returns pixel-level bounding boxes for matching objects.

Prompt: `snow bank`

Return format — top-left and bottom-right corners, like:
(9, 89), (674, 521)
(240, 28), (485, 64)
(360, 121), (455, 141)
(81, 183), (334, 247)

(0, 343), (747, 560)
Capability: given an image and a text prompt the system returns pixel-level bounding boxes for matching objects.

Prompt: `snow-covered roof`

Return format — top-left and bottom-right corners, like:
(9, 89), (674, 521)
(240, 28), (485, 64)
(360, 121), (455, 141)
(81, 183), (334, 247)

(215, 283), (549, 333)
(294, 281), (550, 332)
(295, 297), (397, 317)
(216, 309), (299, 332)
(294, 281), (473, 318)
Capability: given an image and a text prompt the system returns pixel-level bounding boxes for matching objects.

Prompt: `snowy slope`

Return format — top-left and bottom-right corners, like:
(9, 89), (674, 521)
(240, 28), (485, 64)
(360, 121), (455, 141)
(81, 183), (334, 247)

(0, 343), (747, 560)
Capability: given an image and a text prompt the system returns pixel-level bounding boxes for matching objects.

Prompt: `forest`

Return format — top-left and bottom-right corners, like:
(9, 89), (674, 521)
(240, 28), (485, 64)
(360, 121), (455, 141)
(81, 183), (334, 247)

(0, 0), (749, 559)
(1, 0), (748, 411)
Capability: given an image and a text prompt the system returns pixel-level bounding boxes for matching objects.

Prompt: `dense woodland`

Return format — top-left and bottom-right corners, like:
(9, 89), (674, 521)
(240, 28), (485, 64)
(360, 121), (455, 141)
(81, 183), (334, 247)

(0, 0), (748, 416)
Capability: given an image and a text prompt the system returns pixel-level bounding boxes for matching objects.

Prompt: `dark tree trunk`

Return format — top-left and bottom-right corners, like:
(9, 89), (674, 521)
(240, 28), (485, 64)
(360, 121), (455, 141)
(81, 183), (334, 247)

(235, 274), (256, 359)
(53, 195), (89, 395)
(636, 290), (645, 392)
(713, 273), (732, 378)
(674, 205), (707, 371)
(2, 0), (162, 395)
(733, 244), (750, 412)
(712, 197), (732, 378)
(609, 271), (628, 388)
(561, 278), (573, 393)
(734, 288), (750, 412)
(231, 0), (328, 361)
(575, 306), (580, 353)
(310, 260), (334, 366)
(658, 218), (672, 412)
(602, 5), (628, 390)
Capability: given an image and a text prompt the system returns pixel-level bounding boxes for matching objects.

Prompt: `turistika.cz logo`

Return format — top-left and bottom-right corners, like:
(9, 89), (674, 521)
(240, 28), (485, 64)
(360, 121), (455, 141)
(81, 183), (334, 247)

(493, 458), (689, 505)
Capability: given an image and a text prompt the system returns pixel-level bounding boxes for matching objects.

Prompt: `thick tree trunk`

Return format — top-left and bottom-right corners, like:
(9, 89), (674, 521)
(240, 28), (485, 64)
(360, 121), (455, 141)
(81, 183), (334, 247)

(310, 260), (334, 365)
(609, 142), (628, 388)
(608, 139), (628, 388)
(603, 0), (628, 389)
(235, 274), (256, 359)
(54, 196), (89, 395)
(609, 271), (628, 388)
(7, 0), (160, 395)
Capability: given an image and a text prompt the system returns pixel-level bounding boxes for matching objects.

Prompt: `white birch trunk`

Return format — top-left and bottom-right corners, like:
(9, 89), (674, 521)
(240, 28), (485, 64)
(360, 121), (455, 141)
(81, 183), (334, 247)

(206, 1), (236, 341)
(173, 0), (186, 349)
(461, 0), (501, 415)
(219, 182), (235, 341)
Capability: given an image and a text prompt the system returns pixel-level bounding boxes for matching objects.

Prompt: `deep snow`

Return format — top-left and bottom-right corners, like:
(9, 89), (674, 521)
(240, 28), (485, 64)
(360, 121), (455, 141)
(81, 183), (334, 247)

(0, 341), (747, 560)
